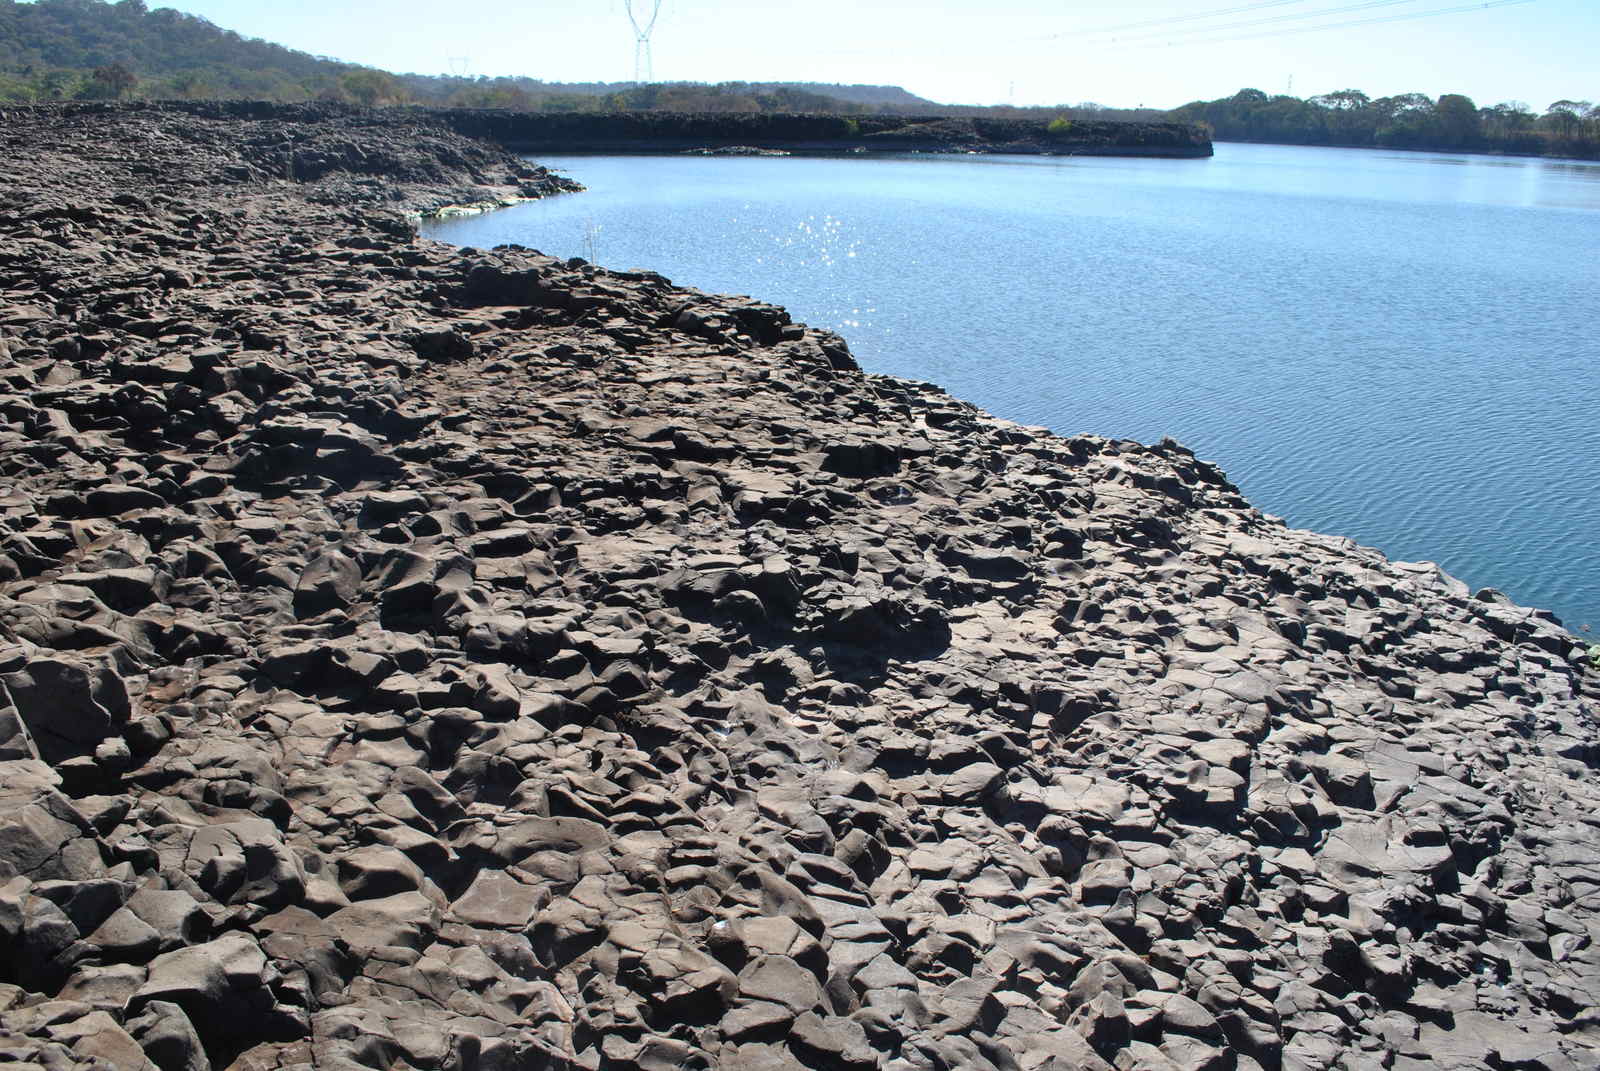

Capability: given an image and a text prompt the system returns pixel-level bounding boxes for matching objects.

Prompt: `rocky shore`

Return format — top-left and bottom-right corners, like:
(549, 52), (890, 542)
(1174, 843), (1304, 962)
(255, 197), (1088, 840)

(5, 100), (1214, 160)
(426, 109), (1215, 158)
(0, 102), (1596, 1071)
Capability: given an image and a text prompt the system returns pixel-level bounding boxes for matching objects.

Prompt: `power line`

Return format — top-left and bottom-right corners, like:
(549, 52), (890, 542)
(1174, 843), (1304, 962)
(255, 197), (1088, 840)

(1115, 0), (1535, 49)
(1105, 0), (1424, 45)
(1051, 0), (1314, 39)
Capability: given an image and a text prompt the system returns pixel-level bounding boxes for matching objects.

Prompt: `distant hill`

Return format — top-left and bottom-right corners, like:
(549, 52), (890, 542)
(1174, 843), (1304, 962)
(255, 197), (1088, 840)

(0, 0), (362, 100)
(0, 0), (1155, 125)
(396, 79), (882, 116)
(385, 79), (941, 110)
(747, 83), (942, 110)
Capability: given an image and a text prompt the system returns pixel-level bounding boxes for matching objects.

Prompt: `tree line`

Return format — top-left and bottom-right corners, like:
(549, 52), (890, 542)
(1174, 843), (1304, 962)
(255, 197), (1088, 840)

(1170, 88), (1599, 158)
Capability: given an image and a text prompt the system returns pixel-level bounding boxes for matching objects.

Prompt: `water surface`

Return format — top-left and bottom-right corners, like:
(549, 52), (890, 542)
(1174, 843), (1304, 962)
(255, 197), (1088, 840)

(424, 144), (1600, 630)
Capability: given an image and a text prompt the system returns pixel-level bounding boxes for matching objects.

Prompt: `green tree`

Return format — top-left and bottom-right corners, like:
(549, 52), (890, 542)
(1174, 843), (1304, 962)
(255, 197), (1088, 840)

(1486, 101), (1535, 133)
(1309, 89), (1370, 112)
(1480, 102), (1539, 151)
(1434, 94), (1481, 146)
(0, 71), (37, 101)
(1309, 90), (1373, 143)
(79, 62), (136, 99)
(339, 68), (403, 106)
(1543, 100), (1584, 137)
(169, 69), (209, 99)
(38, 69), (83, 100)
(1372, 93), (1434, 147)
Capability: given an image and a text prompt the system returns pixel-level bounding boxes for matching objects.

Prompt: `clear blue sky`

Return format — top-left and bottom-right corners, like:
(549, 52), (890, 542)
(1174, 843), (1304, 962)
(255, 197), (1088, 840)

(150, 0), (1597, 110)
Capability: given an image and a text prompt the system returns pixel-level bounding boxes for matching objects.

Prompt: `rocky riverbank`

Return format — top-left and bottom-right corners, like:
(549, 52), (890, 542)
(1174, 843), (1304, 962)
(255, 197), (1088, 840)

(11, 99), (1214, 159)
(426, 108), (1215, 158)
(0, 102), (1596, 1071)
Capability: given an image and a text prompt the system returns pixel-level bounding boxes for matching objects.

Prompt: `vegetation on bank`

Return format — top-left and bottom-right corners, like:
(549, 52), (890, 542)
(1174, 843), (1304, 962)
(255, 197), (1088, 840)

(433, 109), (1209, 157)
(1172, 88), (1600, 159)
(0, 0), (1171, 123)
(2, 0), (1591, 160)
(0, 0), (882, 111)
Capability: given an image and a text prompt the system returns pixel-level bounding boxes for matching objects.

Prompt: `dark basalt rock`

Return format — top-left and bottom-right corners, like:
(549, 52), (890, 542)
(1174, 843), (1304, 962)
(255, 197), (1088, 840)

(432, 107), (1215, 159)
(1, 658), (132, 766)
(0, 101), (1595, 1071)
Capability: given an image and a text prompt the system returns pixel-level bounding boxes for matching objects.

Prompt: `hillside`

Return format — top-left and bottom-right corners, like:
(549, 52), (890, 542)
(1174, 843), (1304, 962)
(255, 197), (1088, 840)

(0, 0), (357, 100)
(0, 100), (1596, 1071)
(0, 0), (1147, 122)
(0, 0), (905, 110)
(751, 83), (941, 111)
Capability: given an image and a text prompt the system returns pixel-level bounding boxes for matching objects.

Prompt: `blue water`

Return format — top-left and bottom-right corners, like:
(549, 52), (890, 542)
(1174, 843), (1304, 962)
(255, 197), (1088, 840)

(423, 144), (1600, 631)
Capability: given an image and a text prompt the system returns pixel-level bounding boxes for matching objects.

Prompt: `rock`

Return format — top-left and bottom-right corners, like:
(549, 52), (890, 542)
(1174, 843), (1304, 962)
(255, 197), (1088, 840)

(0, 776), (108, 884)
(334, 844), (425, 901)
(1305, 751), (1376, 809)
(124, 888), (210, 952)
(20, 1004), (157, 1069)
(0, 876), (91, 990)
(56, 962), (147, 1014)
(710, 916), (828, 980)
(939, 761), (1004, 802)
(291, 551), (360, 618)
(787, 1010), (876, 1070)
(411, 328), (474, 362)
(125, 999), (211, 1071)
(145, 821), (305, 911)
(85, 485), (166, 516)
(0, 657), (130, 766)
(448, 869), (546, 929)
(83, 906), (161, 963)
(737, 955), (827, 1015)
(633, 942), (738, 1022)
(822, 440), (900, 478)
(324, 891), (440, 953)
(127, 935), (303, 1057)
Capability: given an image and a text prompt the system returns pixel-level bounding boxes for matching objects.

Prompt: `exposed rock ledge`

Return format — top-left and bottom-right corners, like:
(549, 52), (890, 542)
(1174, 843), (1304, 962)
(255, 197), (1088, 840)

(0, 102), (1596, 1071)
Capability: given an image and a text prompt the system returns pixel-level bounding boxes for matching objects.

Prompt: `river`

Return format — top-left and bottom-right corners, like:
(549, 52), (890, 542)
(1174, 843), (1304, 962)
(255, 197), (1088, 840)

(421, 143), (1600, 632)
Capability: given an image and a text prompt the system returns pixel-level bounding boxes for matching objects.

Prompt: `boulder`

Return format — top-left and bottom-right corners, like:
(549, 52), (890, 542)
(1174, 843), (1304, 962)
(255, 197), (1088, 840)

(0, 657), (131, 766)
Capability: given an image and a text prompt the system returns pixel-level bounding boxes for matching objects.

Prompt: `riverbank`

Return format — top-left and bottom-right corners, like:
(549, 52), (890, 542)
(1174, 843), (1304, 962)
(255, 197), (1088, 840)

(432, 108), (1215, 158)
(1, 102), (1596, 1071)
(7, 99), (1214, 159)
(1214, 136), (1600, 164)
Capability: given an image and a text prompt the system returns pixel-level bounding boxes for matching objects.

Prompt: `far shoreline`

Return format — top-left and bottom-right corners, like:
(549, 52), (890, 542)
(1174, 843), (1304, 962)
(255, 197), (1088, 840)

(1211, 136), (1600, 166)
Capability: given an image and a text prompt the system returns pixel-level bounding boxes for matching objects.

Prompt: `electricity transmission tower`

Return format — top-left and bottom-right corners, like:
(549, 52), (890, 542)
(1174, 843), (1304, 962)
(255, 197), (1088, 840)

(448, 56), (470, 78)
(626, 0), (662, 84)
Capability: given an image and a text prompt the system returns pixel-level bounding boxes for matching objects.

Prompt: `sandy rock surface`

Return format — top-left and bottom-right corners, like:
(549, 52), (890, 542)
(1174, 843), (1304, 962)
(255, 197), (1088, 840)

(1, 102), (1597, 1071)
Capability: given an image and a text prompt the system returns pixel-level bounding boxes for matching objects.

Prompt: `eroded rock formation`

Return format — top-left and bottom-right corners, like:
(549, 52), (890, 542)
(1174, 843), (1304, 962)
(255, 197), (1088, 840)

(0, 103), (1596, 1071)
